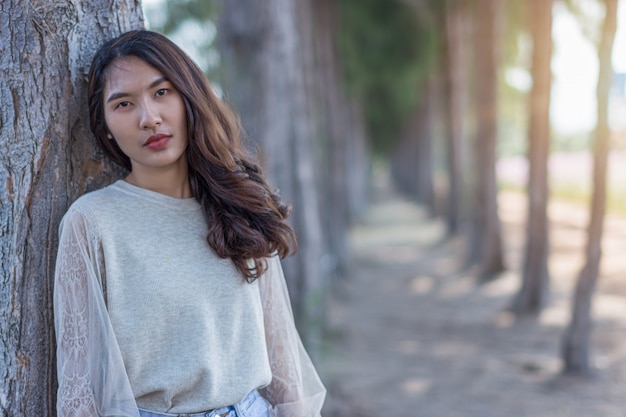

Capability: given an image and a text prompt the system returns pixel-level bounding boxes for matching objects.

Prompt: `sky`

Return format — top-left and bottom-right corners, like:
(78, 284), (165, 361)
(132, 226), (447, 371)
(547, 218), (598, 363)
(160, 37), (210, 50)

(610, 2), (626, 71)
(551, 0), (626, 134)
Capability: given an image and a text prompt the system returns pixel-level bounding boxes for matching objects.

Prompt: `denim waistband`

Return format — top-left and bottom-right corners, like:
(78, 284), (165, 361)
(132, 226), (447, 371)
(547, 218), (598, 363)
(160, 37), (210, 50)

(137, 389), (262, 417)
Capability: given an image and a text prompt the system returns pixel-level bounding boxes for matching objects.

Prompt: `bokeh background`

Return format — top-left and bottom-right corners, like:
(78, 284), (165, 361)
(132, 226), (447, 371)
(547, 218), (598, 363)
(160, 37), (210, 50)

(143, 1), (626, 415)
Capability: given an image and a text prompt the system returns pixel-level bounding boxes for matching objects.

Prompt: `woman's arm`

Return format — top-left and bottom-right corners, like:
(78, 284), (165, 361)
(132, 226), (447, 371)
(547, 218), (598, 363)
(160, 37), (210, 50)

(258, 256), (326, 417)
(54, 207), (139, 417)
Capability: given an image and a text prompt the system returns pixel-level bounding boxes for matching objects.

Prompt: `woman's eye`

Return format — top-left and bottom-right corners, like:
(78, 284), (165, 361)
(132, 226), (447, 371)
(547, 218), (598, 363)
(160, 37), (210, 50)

(116, 101), (131, 109)
(155, 89), (167, 97)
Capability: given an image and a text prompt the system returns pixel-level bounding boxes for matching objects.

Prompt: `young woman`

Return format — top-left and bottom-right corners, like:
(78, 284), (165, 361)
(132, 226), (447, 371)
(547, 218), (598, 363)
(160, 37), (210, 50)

(54, 30), (325, 417)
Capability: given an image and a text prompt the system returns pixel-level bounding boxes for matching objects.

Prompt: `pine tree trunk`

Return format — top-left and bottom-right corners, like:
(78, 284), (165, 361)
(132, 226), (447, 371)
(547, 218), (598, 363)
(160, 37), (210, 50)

(391, 111), (420, 198)
(345, 98), (370, 220)
(0, 2), (143, 415)
(391, 77), (435, 212)
(309, 0), (370, 276)
(416, 76), (436, 213)
(311, 0), (351, 277)
(561, 0), (617, 375)
(470, 0), (505, 280)
(511, 0), (553, 314)
(441, 0), (466, 236)
(218, 0), (327, 344)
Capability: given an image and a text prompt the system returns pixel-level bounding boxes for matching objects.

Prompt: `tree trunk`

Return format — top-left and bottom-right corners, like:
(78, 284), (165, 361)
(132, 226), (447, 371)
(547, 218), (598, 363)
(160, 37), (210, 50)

(0, 2), (143, 415)
(415, 76), (436, 214)
(391, 75), (435, 213)
(441, 0), (466, 236)
(218, 0), (327, 345)
(391, 109), (420, 199)
(345, 98), (370, 221)
(561, 0), (617, 375)
(310, 0), (351, 277)
(469, 0), (505, 280)
(308, 0), (371, 277)
(510, 0), (552, 314)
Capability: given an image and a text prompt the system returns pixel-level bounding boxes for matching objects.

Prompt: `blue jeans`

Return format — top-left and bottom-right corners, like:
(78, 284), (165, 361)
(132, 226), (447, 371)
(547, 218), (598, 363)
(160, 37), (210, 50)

(137, 390), (270, 417)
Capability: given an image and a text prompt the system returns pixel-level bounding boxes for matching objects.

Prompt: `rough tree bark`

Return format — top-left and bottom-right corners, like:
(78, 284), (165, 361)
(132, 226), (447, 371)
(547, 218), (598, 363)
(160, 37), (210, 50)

(561, 0), (617, 375)
(510, 0), (553, 314)
(0, 1), (143, 415)
(217, 0), (327, 344)
(468, 0), (505, 280)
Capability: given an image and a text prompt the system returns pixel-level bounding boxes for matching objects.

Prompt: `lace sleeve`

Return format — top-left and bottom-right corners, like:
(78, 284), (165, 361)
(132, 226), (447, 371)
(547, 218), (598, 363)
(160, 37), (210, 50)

(258, 256), (326, 417)
(54, 207), (140, 417)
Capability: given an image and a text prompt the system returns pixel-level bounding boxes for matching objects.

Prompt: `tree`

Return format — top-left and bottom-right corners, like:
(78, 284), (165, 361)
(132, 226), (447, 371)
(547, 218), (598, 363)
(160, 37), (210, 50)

(440, 0), (466, 236)
(337, 0), (425, 155)
(467, 0), (506, 280)
(310, 0), (371, 276)
(510, 0), (553, 314)
(0, 1), (143, 415)
(412, 76), (436, 213)
(391, 78), (436, 212)
(561, 0), (617, 375)
(390, 2), (439, 213)
(217, 0), (327, 345)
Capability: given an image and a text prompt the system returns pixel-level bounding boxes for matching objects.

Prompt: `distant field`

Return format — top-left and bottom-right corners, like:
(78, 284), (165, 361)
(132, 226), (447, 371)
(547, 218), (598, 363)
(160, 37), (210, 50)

(497, 151), (626, 216)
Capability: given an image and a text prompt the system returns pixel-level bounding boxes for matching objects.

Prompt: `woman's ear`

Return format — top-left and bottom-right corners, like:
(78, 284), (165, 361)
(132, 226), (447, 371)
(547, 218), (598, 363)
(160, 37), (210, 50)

(107, 133), (113, 140)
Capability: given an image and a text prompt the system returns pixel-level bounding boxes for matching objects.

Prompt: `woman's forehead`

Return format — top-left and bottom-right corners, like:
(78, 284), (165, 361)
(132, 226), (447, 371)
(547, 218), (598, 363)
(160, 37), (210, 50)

(104, 56), (165, 94)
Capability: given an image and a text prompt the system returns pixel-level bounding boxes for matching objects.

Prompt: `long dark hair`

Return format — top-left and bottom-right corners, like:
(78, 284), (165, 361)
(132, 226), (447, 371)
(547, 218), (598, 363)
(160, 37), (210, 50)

(87, 30), (296, 281)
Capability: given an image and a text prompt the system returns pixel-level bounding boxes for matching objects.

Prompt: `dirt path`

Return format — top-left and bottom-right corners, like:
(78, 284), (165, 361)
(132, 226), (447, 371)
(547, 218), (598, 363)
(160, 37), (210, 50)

(319, 172), (626, 417)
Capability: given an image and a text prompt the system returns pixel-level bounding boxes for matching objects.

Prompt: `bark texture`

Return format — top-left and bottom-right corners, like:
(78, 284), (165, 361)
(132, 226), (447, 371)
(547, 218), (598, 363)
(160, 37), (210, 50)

(511, 0), (553, 314)
(0, 2), (143, 415)
(561, 0), (617, 375)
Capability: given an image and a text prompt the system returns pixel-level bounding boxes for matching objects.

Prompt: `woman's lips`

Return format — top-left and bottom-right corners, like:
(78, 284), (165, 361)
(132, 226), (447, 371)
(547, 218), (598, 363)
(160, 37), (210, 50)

(144, 134), (170, 150)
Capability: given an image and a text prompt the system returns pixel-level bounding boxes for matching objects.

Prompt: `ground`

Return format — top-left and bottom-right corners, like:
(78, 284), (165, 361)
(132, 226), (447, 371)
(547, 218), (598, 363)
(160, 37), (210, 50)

(318, 171), (626, 417)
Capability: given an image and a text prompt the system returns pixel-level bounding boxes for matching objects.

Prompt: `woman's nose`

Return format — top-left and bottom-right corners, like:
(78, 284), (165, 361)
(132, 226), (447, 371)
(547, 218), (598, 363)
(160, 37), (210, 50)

(140, 101), (162, 129)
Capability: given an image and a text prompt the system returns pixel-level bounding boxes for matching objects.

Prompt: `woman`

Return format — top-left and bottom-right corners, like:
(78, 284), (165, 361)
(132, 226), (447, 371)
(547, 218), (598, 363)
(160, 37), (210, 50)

(54, 30), (325, 417)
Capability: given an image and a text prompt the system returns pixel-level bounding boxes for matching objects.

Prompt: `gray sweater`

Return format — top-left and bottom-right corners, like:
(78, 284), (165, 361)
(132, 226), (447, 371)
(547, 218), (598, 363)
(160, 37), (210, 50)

(65, 180), (271, 413)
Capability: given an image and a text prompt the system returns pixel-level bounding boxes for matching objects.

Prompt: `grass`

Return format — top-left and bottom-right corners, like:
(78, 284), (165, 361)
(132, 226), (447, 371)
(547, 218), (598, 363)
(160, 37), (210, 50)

(499, 181), (626, 217)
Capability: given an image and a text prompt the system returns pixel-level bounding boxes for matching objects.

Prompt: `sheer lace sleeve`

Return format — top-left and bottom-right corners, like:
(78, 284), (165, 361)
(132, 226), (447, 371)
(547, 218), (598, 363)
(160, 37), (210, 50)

(258, 256), (326, 417)
(54, 207), (140, 417)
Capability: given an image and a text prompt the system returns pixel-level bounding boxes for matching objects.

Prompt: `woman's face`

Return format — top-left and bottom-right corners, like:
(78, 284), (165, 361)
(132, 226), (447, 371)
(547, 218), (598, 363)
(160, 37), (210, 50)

(103, 56), (188, 177)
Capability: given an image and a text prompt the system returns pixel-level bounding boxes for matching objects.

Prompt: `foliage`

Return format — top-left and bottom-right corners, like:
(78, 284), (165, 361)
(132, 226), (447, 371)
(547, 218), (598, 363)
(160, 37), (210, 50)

(498, 0), (532, 158)
(561, 0), (605, 46)
(337, 0), (438, 155)
(152, 0), (217, 34)
(502, 0), (530, 66)
(143, 0), (219, 76)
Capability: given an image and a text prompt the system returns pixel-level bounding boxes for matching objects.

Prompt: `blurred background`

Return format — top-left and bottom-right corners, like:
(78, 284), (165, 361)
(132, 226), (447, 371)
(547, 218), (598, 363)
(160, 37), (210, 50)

(142, 0), (626, 415)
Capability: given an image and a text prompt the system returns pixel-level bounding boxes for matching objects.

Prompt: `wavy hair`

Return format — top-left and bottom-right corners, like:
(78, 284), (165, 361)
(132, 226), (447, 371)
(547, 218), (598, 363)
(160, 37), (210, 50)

(87, 30), (296, 281)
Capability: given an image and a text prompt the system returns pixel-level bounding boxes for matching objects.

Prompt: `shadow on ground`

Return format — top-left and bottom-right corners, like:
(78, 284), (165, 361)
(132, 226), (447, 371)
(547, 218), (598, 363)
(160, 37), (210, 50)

(319, 172), (626, 417)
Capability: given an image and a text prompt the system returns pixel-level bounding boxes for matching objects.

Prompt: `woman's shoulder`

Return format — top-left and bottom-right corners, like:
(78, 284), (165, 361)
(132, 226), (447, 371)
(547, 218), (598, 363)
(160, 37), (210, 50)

(70, 180), (127, 207)
(61, 181), (125, 225)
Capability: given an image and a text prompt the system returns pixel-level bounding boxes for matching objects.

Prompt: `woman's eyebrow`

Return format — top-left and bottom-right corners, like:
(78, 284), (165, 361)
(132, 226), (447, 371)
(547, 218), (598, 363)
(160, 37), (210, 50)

(148, 77), (168, 89)
(106, 77), (168, 103)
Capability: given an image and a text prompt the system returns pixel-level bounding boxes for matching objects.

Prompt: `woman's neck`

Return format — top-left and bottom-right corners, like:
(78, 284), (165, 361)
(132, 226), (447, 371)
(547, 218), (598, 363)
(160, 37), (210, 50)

(125, 167), (192, 198)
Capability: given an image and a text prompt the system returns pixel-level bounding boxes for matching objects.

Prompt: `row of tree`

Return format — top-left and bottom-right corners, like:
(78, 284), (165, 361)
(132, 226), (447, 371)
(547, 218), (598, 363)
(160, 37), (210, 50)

(0, 0), (618, 414)
(389, 0), (617, 376)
